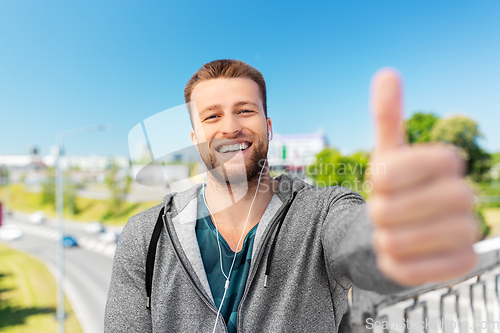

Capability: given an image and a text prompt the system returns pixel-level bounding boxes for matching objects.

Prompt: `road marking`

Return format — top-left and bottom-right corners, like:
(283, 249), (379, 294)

(84, 238), (98, 251)
(78, 237), (88, 246)
(94, 242), (107, 253)
(47, 232), (59, 241)
(103, 243), (117, 258)
(39, 229), (52, 238)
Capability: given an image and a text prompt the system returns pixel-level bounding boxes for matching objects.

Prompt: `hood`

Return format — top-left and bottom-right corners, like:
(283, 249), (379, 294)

(161, 173), (307, 217)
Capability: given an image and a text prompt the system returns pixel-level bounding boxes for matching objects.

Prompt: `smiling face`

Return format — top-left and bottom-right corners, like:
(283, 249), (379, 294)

(190, 77), (272, 185)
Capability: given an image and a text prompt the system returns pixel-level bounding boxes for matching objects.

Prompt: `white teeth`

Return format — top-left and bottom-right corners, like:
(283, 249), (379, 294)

(218, 143), (249, 153)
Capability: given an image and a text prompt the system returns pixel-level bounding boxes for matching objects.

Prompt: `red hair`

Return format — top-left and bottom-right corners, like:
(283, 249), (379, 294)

(184, 59), (267, 118)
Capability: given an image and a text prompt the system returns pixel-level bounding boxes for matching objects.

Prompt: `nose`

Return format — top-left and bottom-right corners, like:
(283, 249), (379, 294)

(219, 113), (242, 136)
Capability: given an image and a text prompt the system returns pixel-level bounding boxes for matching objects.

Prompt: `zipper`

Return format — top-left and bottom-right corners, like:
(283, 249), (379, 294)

(162, 211), (228, 332)
(236, 189), (298, 331)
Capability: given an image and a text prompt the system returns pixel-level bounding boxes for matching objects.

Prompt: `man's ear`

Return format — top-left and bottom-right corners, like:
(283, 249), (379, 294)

(267, 117), (273, 141)
(190, 129), (199, 151)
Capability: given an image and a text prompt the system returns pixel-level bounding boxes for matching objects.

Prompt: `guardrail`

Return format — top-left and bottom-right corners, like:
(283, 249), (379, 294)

(341, 238), (500, 333)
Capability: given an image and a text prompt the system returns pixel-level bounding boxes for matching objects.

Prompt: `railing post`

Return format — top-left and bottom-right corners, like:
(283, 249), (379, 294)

(439, 288), (460, 333)
(404, 298), (428, 333)
(469, 277), (488, 333)
(493, 274), (500, 333)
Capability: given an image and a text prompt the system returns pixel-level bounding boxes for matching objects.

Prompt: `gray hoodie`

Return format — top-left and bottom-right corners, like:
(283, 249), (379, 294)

(104, 174), (406, 332)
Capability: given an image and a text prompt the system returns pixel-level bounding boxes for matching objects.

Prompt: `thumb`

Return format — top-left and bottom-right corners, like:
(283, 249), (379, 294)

(371, 68), (405, 153)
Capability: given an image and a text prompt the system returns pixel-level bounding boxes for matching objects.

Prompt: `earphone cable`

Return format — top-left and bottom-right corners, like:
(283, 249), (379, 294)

(203, 157), (267, 333)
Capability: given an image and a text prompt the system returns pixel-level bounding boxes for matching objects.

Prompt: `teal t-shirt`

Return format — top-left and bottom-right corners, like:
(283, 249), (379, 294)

(195, 187), (257, 333)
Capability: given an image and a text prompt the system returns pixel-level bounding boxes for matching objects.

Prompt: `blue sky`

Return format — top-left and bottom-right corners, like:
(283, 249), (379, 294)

(1, 1), (499, 158)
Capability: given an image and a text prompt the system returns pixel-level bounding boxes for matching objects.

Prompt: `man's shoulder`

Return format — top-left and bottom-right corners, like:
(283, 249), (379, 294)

(122, 183), (203, 236)
(127, 201), (165, 226)
(278, 174), (364, 206)
(118, 201), (165, 248)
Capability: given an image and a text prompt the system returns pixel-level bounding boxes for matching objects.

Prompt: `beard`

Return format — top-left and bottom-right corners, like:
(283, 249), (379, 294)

(198, 134), (268, 187)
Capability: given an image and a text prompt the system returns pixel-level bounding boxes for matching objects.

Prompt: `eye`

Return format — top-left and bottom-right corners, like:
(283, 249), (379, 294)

(239, 109), (254, 114)
(204, 114), (218, 121)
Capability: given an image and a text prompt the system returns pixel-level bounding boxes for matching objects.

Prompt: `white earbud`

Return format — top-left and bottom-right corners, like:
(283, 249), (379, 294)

(194, 138), (199, 152)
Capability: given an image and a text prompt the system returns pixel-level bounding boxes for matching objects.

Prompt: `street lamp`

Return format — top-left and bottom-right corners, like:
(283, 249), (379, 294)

(55, 124), (111, 333)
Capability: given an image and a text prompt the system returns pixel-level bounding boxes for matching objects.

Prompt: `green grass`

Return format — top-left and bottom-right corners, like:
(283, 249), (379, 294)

(0, 184), (161, 225)
(0, 243), (83, 333)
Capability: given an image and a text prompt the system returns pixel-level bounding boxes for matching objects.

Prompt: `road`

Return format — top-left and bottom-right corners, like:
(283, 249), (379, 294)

(1, 212), (119, 333)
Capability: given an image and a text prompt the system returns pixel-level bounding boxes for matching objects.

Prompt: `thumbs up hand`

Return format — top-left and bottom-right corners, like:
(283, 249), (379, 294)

(368, 69), (478, 286)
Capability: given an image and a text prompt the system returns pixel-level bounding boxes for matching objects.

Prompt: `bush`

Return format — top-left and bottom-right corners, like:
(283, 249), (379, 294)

(475, 206), (491, 240)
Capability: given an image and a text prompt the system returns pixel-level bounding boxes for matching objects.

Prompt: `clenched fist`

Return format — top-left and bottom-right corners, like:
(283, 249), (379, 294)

(369, 69), (479, 286)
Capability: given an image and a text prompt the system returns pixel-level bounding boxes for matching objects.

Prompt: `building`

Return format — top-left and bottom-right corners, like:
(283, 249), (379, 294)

(0, 154), (47, 183)
(0, 153), (129, 184)
(268, 130), (328, 178)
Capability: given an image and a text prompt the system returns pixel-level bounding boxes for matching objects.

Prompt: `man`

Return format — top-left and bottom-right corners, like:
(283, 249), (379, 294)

(104, 59), (478, 332)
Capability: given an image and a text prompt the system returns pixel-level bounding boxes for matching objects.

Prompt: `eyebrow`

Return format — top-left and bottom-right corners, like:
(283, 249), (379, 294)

(200, 104), (222, 114)
(200, 101), (260, 115)
(233, 101), (260, 108)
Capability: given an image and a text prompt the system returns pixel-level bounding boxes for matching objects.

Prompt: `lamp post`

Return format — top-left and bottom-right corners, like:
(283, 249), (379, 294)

(55, 124), (111, 333)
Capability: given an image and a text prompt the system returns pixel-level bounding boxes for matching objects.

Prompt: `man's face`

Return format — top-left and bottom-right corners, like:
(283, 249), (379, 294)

(190, 77), (272, 185)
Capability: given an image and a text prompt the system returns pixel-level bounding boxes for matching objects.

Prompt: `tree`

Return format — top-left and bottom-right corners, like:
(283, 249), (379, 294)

(492, 152), (500, 166)
(41, 168), (56, 206)
(102, 161), (132, 220)
(475, 206), (491, 240)
(40, 167), (79, 215)
(307, 148), (370, 197)
(405, 112), (439, 144)
(430, 115), (491, 182)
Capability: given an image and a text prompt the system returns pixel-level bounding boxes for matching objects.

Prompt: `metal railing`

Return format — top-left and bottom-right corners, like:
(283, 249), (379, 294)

(341, 238), (500, 333)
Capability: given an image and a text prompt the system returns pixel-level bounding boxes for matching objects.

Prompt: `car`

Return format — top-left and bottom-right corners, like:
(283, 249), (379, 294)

(62, 235), (78, 247)
(29, 211), (46, 224)
(0, 225), (23, 241)
(84, 221), (105, 234)
(98, 229), (119, 243)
